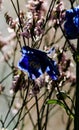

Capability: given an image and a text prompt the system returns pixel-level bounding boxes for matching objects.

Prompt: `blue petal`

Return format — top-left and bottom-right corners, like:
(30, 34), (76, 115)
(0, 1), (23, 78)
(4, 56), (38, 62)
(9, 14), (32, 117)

(64, 6), (79, 39)
(21, 46), (34, 55)
(66, 9), (74, 20)
(64, 20), (78, 39)
(48, 59), (59, 76)
(65, 6), (79, 20)
(21, 46), (46, 56)
(18, 55), (44, 79)
(47, 47), (55, 54)
(74, 6), (79, 14)
(18, 46), (59, 80)
(73, 16), (79, 31)
(18, 56), (30, 77)
(46, 66), (57, 80)
(46, 59), (59, 80)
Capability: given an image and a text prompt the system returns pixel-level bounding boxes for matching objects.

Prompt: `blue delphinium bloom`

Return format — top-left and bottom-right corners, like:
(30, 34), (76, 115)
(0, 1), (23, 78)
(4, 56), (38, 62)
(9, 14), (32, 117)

(64, 6), (79, 39)
(18, 46), (59, 80)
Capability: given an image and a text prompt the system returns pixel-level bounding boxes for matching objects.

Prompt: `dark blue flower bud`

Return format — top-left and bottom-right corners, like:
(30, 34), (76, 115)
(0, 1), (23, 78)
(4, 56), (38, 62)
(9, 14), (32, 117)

(18, 46), (59, 80)
(64, 6), (79, 39)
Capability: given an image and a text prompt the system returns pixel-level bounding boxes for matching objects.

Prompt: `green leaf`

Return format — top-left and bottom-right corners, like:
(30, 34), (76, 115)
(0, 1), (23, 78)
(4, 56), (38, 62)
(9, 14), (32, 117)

(47, 99), (74, 118)
(47, 99), (65, 108)
(56, 91), (75, 107)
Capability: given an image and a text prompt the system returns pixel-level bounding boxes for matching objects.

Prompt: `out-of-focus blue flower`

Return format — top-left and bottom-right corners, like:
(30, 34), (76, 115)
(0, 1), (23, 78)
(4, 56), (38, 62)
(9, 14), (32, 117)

(18, 46), (59, 80)
(64, 6), (79, 39)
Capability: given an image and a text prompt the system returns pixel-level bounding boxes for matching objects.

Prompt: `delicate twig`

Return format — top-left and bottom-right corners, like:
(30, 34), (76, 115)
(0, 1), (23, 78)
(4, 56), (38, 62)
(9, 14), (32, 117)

(39, 0), (56, 48)
(0, 50), (12, 68)
(66, 90), (75, 130)
(56, 84), (74, 117)
(10, 0), (18, 16)
(35, 95), (41, 130)
(59, 22), (76, 54)
(16, 0), (26, 46)
(10, 0), (26, 47)
(2, 92), (16, 127)
(4, 93), (16, 124)
(19, 92), (46, 122)
(25, 106), (35, 128)
(74, 37), (79, 130)
(6, 79), (29, 129)
(44, 104), (49, 130)
(40, 87), (54, 129)
(43, 0), (56, 28)
(0, 119), (4, 128)
(0, 71), (13, 84)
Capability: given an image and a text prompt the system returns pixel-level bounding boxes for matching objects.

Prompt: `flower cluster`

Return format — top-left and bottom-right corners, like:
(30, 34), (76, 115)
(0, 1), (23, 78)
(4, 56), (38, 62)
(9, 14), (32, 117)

(64, 6), (79, 39)
(30, 79), (41, 95)
(22, 0), (47, 40)
(5, 13), (18, 30)
(57, 49), (76, 87)
(11, 71), (27, 92)
(50, 1), (65, 27)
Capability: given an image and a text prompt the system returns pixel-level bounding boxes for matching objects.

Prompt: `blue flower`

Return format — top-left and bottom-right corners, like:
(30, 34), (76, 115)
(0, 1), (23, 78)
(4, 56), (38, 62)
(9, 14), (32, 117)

(18, 46), (59, 80)
(64, 6), (79, 39)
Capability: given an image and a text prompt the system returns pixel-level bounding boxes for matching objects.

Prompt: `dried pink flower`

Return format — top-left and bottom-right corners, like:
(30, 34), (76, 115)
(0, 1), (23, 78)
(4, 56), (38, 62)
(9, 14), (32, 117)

(50, 1), (65, 26)
(22, 0), (47, 39)
(5, 13), (18, 29)
(11, 71), (27, 92)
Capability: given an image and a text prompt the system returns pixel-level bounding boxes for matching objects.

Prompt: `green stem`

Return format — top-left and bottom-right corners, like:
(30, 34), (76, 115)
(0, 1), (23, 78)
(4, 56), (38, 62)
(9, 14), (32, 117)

(44, 104), (49, 130)
(0, 71), (13, 83)
(56, 85), (74, 117)
(16, 0), (26, 46)
(35, 95), (41, 130)
(4, 93), (16, 124)
(74, 38), (79, 130)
